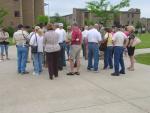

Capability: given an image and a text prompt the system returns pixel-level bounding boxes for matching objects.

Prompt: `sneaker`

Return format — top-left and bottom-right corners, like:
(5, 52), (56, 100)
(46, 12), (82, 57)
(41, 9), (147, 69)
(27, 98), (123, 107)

(93, 70), (99, 73)
(32, 72), (36, 75)
(119, 71), (126, 74)
(33, 72), (40, 76)
(87, 67), (93, 71)
(111, 73), (120, 76)
(109, 67), (113, 69)
(21, 71), (29, 75)
(6, 58), (10, 60)
(50, 76), (53, 80)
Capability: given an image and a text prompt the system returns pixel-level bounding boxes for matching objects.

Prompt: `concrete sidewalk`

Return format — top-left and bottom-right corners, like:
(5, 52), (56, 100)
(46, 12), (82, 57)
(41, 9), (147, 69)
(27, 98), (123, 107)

(0, 46), (150, 113)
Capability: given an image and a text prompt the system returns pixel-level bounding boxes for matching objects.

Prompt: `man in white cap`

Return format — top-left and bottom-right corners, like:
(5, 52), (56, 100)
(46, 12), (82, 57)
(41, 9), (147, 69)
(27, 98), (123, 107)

(55, 23), (66, 70)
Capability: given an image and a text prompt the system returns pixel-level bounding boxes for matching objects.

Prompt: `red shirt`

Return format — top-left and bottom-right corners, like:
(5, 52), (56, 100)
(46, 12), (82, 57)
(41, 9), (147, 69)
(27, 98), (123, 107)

(71, 27), (82, 45)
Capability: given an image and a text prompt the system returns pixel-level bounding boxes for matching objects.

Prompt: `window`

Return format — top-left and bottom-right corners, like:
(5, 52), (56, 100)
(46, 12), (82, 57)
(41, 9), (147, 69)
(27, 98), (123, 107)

(132, 14), (134, 18)
(84, 12), (89, 18)
(132, 21), (134, 25)
(14, 11), (20, 17)
(128, 14), (130, 18)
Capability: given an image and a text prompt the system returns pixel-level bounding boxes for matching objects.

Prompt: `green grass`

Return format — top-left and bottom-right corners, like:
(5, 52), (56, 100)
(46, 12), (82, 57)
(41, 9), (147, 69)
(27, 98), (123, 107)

(8, 38), (14, 45)
(136, 33), (150, 49)
(135, 53), (150, 65)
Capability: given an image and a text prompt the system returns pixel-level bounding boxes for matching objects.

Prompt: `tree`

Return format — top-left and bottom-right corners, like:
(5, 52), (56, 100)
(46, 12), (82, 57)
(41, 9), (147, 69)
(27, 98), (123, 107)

(86, 0), (130, 26)
(135, 21), (142, 29)
(84, 19), (94, 26)
(51, 13), (69, 30)
(0, 9), (7, 26)
(37, 15), (49, 25)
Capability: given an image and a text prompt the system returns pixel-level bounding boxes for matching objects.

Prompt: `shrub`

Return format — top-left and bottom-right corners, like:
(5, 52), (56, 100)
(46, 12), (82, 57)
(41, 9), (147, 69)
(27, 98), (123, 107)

(6, 26), (15, 37)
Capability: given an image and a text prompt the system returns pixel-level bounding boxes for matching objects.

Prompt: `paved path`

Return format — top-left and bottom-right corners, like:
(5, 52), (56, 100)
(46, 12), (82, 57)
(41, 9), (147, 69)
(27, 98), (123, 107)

(0, 47), (150, 113)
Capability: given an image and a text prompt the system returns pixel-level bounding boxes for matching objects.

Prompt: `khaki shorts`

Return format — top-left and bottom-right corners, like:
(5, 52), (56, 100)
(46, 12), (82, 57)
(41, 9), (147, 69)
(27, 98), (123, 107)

(70, 45), (81, 60)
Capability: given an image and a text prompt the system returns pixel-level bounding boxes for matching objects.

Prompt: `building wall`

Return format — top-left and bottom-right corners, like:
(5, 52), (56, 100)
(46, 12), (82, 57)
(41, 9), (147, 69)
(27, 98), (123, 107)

(22, 0), (35, 26)
(0, 0), (23, 27)
(62, 8), (141, 27)
(62, 14), (73, 25)
(140, 18), (150, 31)
(119, 9), (140, 26)
(0, 0), (44, 28)
(34, 0), (45, 24)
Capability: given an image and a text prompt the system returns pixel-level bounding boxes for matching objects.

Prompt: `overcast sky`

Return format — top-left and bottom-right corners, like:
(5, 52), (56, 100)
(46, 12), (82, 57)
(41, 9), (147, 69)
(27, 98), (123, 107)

(44, 0), (150, 18)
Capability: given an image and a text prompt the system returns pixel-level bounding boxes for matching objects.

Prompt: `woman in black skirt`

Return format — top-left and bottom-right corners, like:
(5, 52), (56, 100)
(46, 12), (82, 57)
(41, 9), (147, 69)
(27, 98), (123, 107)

(127, 26), (136, 71)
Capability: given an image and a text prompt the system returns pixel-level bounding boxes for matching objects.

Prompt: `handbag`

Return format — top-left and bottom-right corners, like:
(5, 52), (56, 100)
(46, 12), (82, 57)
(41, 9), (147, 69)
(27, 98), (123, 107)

(99, 34), (109, 51)
(31, 34), (38, 53)
(132, 37), (141, 47)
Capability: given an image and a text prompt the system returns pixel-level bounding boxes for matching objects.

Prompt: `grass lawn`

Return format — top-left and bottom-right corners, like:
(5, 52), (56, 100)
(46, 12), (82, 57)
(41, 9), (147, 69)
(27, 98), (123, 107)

(135, 53), (150, 65)
(8, 38), (14, 45)
(136, 33), (150, 49)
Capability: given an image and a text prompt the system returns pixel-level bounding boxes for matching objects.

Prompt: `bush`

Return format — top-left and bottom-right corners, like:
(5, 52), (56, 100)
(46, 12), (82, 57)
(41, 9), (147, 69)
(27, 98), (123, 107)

(6, 26), (15, 37)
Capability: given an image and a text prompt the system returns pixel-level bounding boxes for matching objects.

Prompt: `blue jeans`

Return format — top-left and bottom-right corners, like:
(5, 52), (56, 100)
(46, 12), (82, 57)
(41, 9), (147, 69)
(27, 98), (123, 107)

(32, 52), (43, 74)
(66, 44), (70, 58)
(113, 46), (125, 74)
(63, 42), (66, 66)
(17, 45), (28, 73)
(59, 42), (66, 69)
(4, 45), (8, 57)
(0, 44), (4, 56)
(88, 43), (99, 71)
(104, 46), (113, 69)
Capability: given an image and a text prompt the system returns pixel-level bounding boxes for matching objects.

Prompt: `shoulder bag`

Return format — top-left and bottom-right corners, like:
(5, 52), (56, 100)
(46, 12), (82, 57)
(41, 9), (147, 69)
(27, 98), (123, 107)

(31, 34), (38, 53)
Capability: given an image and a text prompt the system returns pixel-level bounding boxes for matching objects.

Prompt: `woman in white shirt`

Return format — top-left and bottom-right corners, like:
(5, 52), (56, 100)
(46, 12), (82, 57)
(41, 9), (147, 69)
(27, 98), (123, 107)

(30, 27), (44, 76)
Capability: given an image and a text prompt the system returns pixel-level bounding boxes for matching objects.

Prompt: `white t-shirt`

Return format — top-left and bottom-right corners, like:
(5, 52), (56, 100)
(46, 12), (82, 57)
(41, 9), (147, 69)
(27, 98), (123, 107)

(87, 28), (102, 43)
(55, 28), (66, 43)
(113, 31), (127, 46)
(30, 33), (44, 52)
(82, 30), (88, 41)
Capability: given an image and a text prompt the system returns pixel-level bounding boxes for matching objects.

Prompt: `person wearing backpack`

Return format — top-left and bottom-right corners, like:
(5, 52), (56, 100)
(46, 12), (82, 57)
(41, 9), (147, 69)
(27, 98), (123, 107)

(67, 23), (82, 75)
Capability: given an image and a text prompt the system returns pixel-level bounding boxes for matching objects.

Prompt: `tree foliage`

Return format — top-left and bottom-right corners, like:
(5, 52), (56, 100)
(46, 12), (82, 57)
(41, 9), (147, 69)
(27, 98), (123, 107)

(51, 13), (68, 30)
(135, 21), (142, 29)
(37, 15), (49, 25)
(86, 0), (130, 26)
(0, 9), (7, 26)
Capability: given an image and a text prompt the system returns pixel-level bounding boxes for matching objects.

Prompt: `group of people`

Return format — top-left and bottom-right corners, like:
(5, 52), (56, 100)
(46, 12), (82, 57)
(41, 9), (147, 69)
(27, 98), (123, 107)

(0, 22), (137, 80)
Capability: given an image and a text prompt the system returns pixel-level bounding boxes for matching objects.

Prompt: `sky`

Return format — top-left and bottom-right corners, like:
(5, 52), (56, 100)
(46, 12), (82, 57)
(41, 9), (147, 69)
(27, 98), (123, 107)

(44, 0), (150, 18)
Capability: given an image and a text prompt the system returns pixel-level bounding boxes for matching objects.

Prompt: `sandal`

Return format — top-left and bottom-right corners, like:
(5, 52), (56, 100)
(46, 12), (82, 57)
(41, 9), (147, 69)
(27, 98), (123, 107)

(128, 68), (134, 71)
(67, 72), (74, 76)
(74, 72), (80, 75)
(127, 67), (131, 70)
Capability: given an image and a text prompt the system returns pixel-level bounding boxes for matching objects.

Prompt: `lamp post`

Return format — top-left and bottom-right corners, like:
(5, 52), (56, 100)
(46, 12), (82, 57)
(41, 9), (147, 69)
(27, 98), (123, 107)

(44, 2), (50, 23)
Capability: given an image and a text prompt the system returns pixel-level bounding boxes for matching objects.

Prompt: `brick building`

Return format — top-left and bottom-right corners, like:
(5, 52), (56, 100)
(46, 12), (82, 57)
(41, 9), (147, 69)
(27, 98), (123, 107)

(0, 0), (44, 27)
(62, 8), (141, 27)
(140, 18), (150, 32)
